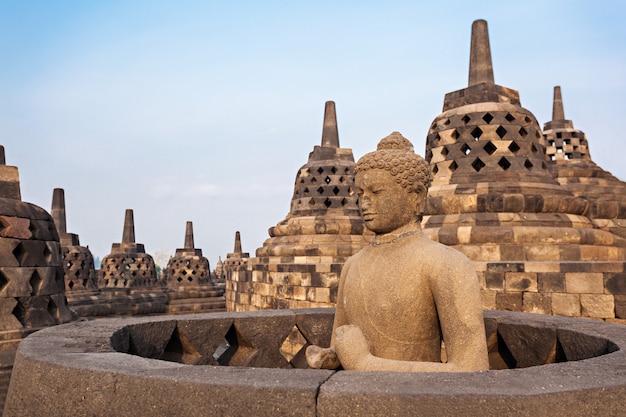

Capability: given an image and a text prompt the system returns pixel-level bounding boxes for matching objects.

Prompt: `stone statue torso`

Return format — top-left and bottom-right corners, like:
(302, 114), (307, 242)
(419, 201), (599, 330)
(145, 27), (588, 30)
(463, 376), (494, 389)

(340, 233), (442, 362)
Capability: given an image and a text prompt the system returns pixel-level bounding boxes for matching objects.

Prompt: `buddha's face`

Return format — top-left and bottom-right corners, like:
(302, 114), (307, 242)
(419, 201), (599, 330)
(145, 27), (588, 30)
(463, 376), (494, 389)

(355, 168), (422, 234)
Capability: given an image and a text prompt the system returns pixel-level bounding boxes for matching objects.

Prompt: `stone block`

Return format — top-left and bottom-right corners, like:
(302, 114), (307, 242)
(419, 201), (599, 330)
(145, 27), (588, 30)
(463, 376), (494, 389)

(481, 290), (497, 310)
(484, 271), (504, 290)
(496, 293), (522, 311)
(551, 293), (580, 317)
(498, 321), (557, 367)
(523, 293), (552, 314)
(538, 273), (565, 293)
(580, 294), (615, 319)
(615, 295), (626, 319)
(565, 273), (604, 294)
(505, 272), (537, 292)
(525, 262), (561, 273)
(605, 272), (626, 295)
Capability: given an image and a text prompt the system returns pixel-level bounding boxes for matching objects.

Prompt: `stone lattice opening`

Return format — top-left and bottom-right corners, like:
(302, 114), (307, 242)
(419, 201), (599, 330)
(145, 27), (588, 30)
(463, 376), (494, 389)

(471, 127), (483, 141)
(483, 142), (497, 155)
(524, 159), (534, 170)
(472, 158), (485, 172)
(482, 113), (494, 124)
(279, 325), (307, 363)
(216, 325), (258, 367)
(498, 157), (511, 170)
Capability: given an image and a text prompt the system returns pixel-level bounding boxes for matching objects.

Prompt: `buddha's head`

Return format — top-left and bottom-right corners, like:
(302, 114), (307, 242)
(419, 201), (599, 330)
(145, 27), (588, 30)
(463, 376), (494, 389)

(355, 132), (431, 234)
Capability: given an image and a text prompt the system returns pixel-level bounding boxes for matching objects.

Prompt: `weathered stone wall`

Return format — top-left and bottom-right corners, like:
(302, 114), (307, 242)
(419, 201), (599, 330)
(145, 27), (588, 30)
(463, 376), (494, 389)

(226, 255), (344, 311)
(476, 261), (626, 323)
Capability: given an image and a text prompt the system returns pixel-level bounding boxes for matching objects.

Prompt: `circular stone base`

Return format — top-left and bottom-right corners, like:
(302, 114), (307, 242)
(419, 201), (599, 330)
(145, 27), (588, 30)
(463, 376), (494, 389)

(4, 309), (626, 416)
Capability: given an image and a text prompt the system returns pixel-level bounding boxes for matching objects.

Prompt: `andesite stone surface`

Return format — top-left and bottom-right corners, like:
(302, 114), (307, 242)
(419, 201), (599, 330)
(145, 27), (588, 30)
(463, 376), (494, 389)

(5, 309), (626, 416)
(423, 19), (626, 320)
(163, 221), (225, 314)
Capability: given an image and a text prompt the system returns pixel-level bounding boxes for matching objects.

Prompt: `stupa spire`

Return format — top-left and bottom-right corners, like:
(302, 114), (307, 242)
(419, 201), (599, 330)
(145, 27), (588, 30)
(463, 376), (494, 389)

(51, 188), (67, 236)
(184, 221), (194, 249)
(552, 86), (565, 121)
(122, 209), (135, 244)
(234, 231), (242, 254)
(468, 19), (495, 86)
(321, 101), (340, 148)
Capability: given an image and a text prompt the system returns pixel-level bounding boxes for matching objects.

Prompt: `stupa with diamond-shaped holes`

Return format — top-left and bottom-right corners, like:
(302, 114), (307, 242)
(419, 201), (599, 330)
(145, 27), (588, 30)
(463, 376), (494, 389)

(0, 147), (73, 411)
(96, 209), (167, 315)
(51, 188), (97, 293)
(423, 20), (626, 318)
(226, 101), (372, 311)
(543, 86), (626, 239)
(99, 209), (158, 288)
(163, 221), (225, 314)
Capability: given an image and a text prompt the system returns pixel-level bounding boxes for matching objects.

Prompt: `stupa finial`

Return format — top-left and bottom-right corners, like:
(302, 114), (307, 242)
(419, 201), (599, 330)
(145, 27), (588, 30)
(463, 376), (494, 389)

(321, 101), (340, 148)
(468, 19), (495, 86)
(234, 231), (242, 254)
(184, 221), (194, 249)
(552, 86), (566, 121)
(51, 188), (67, 236)
(122, 209), (135, 244)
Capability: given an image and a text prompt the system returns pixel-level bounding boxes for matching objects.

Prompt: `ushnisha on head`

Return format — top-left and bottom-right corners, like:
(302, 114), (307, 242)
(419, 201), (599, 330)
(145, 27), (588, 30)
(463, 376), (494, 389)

(355, 132), (431, 195)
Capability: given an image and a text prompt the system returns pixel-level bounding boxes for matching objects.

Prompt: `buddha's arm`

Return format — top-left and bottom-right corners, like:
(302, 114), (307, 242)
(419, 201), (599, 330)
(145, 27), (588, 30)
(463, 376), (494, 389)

(305, 261), (351, 369)
(334, 252), (488, 373)
(430, 254), (489, 372)
(334, 324), (471, 372)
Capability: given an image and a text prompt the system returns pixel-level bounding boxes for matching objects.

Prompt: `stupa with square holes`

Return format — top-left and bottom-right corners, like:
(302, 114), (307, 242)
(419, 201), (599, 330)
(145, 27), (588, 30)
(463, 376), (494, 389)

(422, 19), (626, 320)
(543, 86), (626, 240)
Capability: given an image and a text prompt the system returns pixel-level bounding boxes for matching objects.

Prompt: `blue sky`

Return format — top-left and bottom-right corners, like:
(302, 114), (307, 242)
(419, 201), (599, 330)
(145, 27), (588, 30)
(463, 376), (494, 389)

(1, 1), (625, 265)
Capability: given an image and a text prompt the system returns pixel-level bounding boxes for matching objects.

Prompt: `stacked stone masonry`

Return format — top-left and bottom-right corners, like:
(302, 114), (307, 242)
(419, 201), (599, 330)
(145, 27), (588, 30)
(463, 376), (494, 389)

(226, 101), (372, 311)
(227, 21), (626, 323)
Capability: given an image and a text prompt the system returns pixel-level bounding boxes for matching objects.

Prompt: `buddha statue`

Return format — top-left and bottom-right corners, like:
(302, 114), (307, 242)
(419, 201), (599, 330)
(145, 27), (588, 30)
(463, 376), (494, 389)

(306, 132), (489, 372)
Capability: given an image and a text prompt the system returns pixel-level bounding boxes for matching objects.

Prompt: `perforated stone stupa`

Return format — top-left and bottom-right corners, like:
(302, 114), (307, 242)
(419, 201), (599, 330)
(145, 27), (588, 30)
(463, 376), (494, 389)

(95, 209), (166, 315)
(221, 231), (249, 280)
(163, 221), (225, 314)
(543, 86), (626, 239)
(226, 101), (372, 311)
(423, 20), (626, 320)
(51, 188), (97, 293)
(0, 147), (73, 409)
(99, 209), (157, 288)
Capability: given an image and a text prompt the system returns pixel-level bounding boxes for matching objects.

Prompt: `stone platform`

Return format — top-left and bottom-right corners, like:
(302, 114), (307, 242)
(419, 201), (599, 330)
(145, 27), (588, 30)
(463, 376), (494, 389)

(4, 309), (626, 416)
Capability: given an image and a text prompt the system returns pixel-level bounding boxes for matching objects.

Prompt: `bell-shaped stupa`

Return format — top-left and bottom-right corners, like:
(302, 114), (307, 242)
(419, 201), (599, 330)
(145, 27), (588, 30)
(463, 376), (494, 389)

(163, 221), (225, 314)
(51, 188), (97, 292)
(423, 20), (626, 319)
(226, 101), (372, 311)
(99, 209), (157, 288)
(221, 231), (249, 280)
(0, 147), (73, 409)
(543, 86), (626, 238)
(163, 221), (211, 286)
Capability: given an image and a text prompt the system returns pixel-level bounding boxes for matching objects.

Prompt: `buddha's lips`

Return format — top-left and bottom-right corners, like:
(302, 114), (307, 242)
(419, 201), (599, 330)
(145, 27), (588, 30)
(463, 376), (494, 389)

(362, 213), (376, 220)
